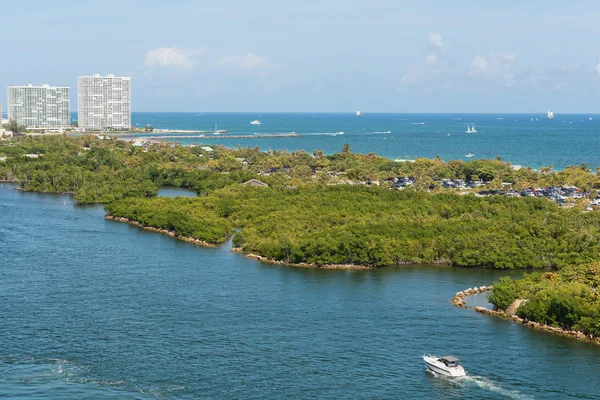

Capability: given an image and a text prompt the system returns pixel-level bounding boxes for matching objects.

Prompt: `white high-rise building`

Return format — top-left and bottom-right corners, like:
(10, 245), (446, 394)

(78, 74), (131, 130)
(7, 84), (70, 129)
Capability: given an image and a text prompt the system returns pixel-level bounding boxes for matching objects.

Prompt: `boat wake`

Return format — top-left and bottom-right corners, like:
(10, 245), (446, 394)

(426, 369), (534, 400)
(426, 371), (533, 399)
(462, 376), (534, 399)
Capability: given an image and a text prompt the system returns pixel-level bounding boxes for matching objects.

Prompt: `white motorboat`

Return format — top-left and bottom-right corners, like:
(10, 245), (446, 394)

(547, 110), (554, 119)
(466, 153), (474, 158)
(422, 355), (466, 378)
(250, 120), (262, 125)
(356, 110), (363, 116)
(333, 131), (344, 136)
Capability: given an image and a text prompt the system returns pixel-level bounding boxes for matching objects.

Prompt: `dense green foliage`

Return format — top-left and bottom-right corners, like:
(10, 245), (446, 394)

(489, 263), (600, 338)
(4, 135), (600, 337)
(106, 184), (600, 268)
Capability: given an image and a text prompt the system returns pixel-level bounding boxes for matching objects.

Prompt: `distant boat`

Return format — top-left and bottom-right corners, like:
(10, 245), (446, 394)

(471, 124), (477, 133)
(589, 117), (593, 121)
(412, 122), (425, 125)
(250, 120), (261, 125)
(466, 153), (474, 158)
(356, 110), (363, 117)
(465, 124), (472, 133)
(496, 117), (503, 120)
(213, 122), (220, 134)
(333, 131), (344, 136)
(547, 110), (555, 119)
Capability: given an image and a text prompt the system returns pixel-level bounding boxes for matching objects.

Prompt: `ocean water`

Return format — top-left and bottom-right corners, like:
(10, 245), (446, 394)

(121, 112), (600, 170)
(2, 184), (600, 399)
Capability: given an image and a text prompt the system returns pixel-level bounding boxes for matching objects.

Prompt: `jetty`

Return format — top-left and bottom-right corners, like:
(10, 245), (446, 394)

(145, 133), (302, 140)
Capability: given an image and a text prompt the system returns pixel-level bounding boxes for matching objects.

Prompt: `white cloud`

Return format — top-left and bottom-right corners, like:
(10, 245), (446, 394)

(469, 53), (516, 77)
(401, 71), (417, 84)
(214, 53), (276, 70)
(144, 47), (202, 69)
(428, 33), (445, 54)
(425, 53), (438, 66)
(399, 34), (447, 85)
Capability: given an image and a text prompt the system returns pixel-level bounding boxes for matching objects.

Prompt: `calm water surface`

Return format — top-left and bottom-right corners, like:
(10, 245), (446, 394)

(1, 184), (599, 399)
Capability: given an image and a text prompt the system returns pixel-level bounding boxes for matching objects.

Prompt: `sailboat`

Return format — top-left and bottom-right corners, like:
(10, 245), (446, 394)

(213, 122), (220, 134)
(465, 124), (472, 133)
(356, 110), (363, 117)
(547, 110), (555, 119)
(471, 124), (477, 133)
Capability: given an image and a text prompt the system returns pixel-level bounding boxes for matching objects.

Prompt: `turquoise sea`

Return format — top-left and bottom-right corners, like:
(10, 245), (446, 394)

(122, 112), (600, 170)
(2, 184), (600, 399)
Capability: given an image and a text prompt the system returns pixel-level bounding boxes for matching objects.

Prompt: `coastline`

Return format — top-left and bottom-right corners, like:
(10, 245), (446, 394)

(107, 215), (391, 270)
(104, 215), (218, 248)
(453, 286), (599, 345)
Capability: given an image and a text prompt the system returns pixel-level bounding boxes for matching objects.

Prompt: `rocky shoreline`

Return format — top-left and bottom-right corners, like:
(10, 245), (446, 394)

(453, 285), (600, 345)
(243, 252), (374, 270)
(104, 215), (218, 248)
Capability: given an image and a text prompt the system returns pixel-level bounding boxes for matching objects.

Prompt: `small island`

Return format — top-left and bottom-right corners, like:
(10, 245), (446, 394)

(2, 134), (600, 342)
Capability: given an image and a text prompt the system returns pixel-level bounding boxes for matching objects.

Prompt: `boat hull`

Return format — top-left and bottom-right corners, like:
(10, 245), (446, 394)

(422, 356), (466, 378)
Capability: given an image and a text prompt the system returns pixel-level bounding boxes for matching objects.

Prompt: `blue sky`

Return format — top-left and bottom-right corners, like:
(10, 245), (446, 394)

(2, 0), (600, 112)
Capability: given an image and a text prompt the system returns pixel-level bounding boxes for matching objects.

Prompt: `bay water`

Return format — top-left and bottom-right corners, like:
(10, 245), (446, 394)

(124, 112), (600, 170)
(1, 184), (599, 399)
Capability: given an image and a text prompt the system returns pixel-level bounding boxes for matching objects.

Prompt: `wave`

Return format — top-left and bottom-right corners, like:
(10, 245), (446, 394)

(462, 376), (534, 399)
(0, 357), (149, 399)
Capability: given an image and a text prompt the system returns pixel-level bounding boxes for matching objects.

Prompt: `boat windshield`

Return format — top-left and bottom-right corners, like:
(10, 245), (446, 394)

(439, 356), (460, 367)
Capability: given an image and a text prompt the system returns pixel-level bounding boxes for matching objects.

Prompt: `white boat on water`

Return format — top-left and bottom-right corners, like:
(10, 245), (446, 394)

(471, 124), (477, 133)
(422, 355), (466, 378)
(547, 110), (554, 119)
(333, 131), (344, 136)
(465, 124), (472, 133)
(466, 153), (474, 158)
(356, 110), (363, 116)
(250, 120), (262, 125)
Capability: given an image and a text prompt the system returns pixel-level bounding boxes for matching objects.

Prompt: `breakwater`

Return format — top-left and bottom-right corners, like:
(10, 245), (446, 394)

(147, 133), (301, 139)
(453, 285), (599, 345)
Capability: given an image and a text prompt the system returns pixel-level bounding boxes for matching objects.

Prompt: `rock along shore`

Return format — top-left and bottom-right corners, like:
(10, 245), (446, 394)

(453, 285), (600, 345)
(243, 252), (374, 270)
(104, 215), (218, 248)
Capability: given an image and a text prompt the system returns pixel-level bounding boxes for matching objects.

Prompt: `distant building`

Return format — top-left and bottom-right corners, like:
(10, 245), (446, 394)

(7, 84), (70, 129)
(235, 158), (251, 167)
(77, 74), (131, 130)
(200, 146), (214, 152)
(243, 179), (269, 187)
